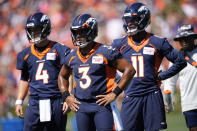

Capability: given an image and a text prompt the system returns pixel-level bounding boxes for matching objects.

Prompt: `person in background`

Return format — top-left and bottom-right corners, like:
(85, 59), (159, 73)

(15, 12), (71, 131)
(164, 24), (197, 131)
(112, 2), (187, 131)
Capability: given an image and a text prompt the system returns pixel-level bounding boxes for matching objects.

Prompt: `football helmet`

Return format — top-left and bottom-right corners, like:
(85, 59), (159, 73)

(25, 12), (51, 44)
(70, 14), (98, 48)
(122, 2), (150, 35)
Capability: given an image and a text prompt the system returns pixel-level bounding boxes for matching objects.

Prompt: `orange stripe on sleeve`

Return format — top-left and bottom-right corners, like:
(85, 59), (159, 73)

(24, 54), (29, 61)
(68, 56), (76, 66)
(120, 44), (127, 53)
(150, 44), (162, 74)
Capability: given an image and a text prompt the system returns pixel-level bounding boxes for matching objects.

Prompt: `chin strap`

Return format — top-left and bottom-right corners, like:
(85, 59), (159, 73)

(127, 27), (138, 36)
(76, 41), (90, 48)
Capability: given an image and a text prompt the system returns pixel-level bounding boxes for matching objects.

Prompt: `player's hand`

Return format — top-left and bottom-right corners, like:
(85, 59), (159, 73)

(65, 95), (80, 112)
(164, 102), (169, 113)
(62, 102), (71, 115)
(96, 92), (117, 106)
(15, 105), (24, 118)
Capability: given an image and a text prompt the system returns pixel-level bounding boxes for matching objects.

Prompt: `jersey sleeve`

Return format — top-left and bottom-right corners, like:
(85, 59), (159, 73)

(17, 51), (30, 81)
(63, 52), (73, 68)
(159, 39), (187, 80)
(163, 63), (179, 95)
(16, 51), (26, 70)
(57, 44), (71, 65)
(20, 67), (29, 81)
(103, 45), (122, 63)
(111, 39), (123, 51)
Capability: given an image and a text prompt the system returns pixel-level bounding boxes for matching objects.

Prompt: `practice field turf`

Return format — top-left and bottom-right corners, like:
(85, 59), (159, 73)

(65, 110), (188, 131)
(164, 111), (187, 131)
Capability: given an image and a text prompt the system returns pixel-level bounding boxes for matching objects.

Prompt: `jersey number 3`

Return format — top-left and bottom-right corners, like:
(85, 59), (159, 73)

(78, 67), (91, 89)
(36, 63), (49, 84)
(131, 56), (144, 77)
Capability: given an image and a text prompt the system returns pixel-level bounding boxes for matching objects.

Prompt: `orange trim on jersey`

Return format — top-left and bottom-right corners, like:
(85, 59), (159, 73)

(96, 54), (108, 64)
(106, 64), (116, 93)
(68, 56), (76, 66)
(24, 54), (29, 61)
(120, 44), (127, 53)
(97, 54), (116, 92)
(31, 42), (54, 60)
(128, 33), (151, 52)
(53, 50), (58, 56)
(150, 44), (162, 74)
(113, 124), (116, 131)
(77, 43), (100, 63)
(73, 82), (76, 88)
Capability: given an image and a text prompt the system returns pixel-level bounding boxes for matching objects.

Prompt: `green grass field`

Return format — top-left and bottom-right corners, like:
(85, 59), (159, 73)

(164, 112), (188, 131)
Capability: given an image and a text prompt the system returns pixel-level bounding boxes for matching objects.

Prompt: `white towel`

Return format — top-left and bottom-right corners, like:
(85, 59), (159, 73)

(39, 99), (51, 122)
(110, 101), (124, 131)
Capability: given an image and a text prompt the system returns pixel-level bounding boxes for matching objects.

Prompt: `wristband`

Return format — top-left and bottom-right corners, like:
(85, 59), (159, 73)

(113, 86), (123, 96)
(62, 91), (70, 101)
(15, 100), (23, 105)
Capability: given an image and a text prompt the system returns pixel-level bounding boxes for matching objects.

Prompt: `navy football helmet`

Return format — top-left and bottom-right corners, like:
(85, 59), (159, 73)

(70, 14), (98, 48)
(122, 3), (151, 35)
(25, 12), (51, 44)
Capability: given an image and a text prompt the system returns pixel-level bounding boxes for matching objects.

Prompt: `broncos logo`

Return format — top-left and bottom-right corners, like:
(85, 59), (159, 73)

(40, 15), (49, 22)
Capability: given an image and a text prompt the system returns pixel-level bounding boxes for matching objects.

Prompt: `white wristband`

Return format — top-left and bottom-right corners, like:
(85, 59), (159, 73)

(15, 100), (23, 105)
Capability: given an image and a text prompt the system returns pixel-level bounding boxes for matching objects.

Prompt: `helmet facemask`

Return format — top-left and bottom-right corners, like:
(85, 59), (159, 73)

(26, 26), (46, 44)
(71, 24), (95, 48)
(123, 14), (140, 36)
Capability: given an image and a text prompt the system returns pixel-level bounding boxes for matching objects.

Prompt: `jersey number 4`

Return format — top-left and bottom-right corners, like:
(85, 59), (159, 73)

(131, 56), (144, 77)
(78, 67), (91, 89)
(35, 63), (49, 84)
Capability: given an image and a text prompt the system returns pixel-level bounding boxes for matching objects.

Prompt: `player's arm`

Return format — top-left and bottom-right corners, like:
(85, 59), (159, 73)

(113, 58), (136, 91)
(15, 70), (29, 118)
(96, 58), (135, 106)
(58, 65), (80, 112)
(158, 39), (187, 80)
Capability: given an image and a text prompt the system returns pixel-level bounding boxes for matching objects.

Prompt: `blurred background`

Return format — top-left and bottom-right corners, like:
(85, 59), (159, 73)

(0, 0), (196, 130)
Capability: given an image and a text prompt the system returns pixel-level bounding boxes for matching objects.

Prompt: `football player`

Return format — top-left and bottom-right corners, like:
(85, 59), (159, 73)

(111, 2), (187, 131)
(58, 13), (135, 131)
(15, 12), (71, 131)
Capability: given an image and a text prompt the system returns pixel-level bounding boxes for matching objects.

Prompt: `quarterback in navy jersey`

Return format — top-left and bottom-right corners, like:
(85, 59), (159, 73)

(15, 12), (70, 131)
(58, 14), (135, 131)
(112, 3), (187, 131)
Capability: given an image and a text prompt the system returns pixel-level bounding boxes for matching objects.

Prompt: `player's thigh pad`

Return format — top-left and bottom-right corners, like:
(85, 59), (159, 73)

(183, 109), (197, 128)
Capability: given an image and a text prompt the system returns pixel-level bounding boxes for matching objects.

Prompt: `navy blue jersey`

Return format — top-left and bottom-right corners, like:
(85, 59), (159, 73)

(112, 33), (186, 96)
(16, 41), (71, 98)
(64, 43), (121, 100)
